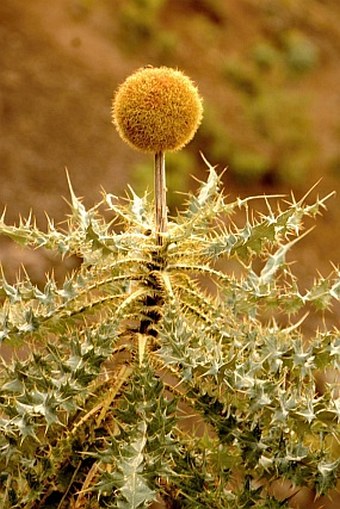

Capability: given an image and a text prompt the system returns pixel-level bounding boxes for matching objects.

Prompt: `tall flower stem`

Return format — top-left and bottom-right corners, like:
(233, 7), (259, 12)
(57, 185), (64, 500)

(154, 151), (167, 246)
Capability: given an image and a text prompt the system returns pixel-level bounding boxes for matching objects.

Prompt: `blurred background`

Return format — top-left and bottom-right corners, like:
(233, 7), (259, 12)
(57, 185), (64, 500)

(0, 0), (340, 288)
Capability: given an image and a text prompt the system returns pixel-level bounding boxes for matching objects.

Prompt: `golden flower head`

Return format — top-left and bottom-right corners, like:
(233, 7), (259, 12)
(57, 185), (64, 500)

(112, 66), (203, 152)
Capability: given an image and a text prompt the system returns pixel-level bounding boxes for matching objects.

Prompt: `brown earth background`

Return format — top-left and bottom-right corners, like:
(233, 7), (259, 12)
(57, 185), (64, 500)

(0, 1), (340, 507)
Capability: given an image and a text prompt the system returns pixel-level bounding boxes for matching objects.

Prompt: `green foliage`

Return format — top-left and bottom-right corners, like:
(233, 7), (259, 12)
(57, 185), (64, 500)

(117, 0), (175, 56)
(194, 104), (234, 169)
(220, 29), (319, 184)
(0, 162), (339, 507)
(247, 90), (315, 184)
(119, 0), (165, 38)
(231, 150), (271, 182)
(252, 41), (282, 71)
(281, 30), (319, 75)
(222, 57), (260, 96)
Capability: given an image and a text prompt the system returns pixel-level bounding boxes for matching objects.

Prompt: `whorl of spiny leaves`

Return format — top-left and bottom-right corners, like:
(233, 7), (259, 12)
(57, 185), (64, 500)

(0, 163), (339, 508)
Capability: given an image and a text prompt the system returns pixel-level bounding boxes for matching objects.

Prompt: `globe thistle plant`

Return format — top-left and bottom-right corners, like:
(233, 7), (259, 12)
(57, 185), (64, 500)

(112, 66), (203, 245)
(0, 67), (339, 509)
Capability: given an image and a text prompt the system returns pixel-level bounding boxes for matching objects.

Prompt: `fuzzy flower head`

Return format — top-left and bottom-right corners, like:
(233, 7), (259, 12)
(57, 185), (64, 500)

(112, 66), (203, 153)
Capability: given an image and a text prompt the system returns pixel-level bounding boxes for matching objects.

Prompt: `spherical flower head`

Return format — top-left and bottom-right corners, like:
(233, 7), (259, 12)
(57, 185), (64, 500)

(112, 66), (203, 152)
